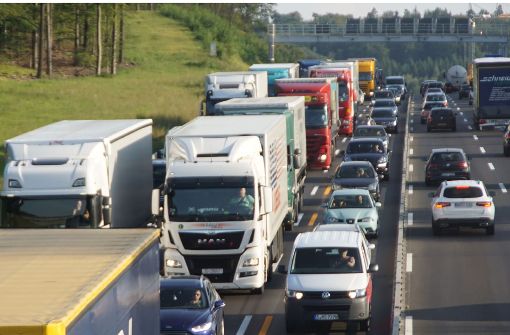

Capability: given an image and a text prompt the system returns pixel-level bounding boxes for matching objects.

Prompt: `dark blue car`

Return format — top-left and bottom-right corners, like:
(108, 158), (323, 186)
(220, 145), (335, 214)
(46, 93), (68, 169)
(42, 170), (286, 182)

(160, 276), (226, 335)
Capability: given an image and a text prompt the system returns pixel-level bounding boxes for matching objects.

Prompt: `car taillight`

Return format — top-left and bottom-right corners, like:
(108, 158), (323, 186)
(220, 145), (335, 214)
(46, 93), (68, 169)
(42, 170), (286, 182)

(428, 163), (439, 169)
(435, 202), (451, 208)
(476, 201), (492, 207)
(457, 162), (468, 169)
(480, 119), (486, 124)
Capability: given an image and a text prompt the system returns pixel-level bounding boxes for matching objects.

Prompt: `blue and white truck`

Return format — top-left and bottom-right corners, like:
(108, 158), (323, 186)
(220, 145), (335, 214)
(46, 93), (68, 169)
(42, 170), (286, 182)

(472, 57), (510, 130)
(0, 229), (160, 335)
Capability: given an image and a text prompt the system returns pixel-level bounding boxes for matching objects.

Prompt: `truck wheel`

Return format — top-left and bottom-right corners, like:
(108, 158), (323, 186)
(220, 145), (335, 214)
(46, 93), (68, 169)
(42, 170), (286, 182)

(266, 249), (273, 282)
(504, 146), (510, 157)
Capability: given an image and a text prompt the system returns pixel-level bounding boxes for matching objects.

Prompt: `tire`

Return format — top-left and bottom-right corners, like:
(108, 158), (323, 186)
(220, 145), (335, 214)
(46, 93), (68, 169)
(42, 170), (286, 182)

(486, 225), (495, 235)
(432, 220), (441, 236)
(360, 318), (371, 332)
(504, 146), (510, 157)
(384, 172), (390, 181)
(252, 285), (265, 295)
(372, 229), (379, 239)
(266, 248), (273, 282)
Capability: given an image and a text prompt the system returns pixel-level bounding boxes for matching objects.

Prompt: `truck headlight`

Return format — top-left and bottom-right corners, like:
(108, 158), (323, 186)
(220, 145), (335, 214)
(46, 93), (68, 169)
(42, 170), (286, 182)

(243, 257), (259, 267)
(287, 290), (304, 300)
(8, 179), (22, 188)
(319, 154), (327, 162)
(72, 178), (86, 187)
(191, 321), (212, 333)
(348, 288), (366, 299)
(166, 259), (182, 268)
(359, 217), (373, 223)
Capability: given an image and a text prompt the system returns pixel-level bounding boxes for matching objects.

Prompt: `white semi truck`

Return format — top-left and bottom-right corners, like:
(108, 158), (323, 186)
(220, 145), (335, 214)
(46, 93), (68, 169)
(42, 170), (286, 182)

(204, 71), (268, 115)
(1, 120), (153, 229)
(158, 115), (288, 294)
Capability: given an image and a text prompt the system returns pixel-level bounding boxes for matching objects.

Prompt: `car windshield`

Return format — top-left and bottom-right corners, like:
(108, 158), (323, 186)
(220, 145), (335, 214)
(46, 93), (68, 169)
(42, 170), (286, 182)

(347, 141), (384, 154)
(372, 109), (395, 118)
(338, 82), (348, 102)
(305, 105), (328, 127)
(291, 247), (362, 274)
(354, 127), (386, 137)
(375, 91), (393, 99)
(160, 288), (208, 309)
(443, 187), (483, 198)
(386, 78), (404, 85)
(374, 100), (395, 107)
(428, 82), (442, 88)
(336, 165), (375, 178)
(329, 194), (373, 208)
(431, 152), (463, 163)
(359, 72), (372, 81)
(426, 94), (445, 102)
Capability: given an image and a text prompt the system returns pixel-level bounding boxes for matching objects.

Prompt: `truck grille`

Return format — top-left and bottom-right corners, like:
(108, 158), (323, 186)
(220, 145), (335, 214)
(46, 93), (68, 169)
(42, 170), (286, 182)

(185, 254), (241, 282)
(303, 304), (350, 312)
(306, 135), (327, 160)
(179, 231), (244, 250)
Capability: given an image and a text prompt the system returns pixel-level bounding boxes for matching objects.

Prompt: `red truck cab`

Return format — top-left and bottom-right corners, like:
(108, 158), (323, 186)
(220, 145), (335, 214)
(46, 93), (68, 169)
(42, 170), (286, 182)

(276, 79), (334, 169)
(310, 67), (355, 136)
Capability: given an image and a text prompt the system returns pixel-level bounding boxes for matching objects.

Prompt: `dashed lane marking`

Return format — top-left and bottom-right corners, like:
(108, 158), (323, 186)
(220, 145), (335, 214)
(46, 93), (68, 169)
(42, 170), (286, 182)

(294, 213), (304, 226)
(499, 183), (507, 193)
(308, 212), (318, 226)
(405, 316), (413, 335)
(488, 162), (495, 170)
(409, 148), (414, 155)
(409, 164), (414, 172)
(236, 315), (252, 335)
(258, 316), (273, 335)
(473, 135), (478, 140)
(468, 125), (473, 130)
(342, 137), (347, 143)
(408, 212), (414, 226)
(410, 119), (414, 124)
(335, 149), (340, 156)
(480, 146), (486, 154)
(323, 169), (329, 174)
(463, 118), (468, 122)
(458, 108), (461, 112)
(323, 186), (331, 196)
(408, 184), (413, 195)
(311, 186), (319, 196)
(406, 253), (413, 272)
(410, 136), (414, 142)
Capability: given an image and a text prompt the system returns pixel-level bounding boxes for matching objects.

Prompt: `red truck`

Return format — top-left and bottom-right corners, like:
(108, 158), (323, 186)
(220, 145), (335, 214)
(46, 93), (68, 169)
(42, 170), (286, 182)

(309, 66), (356, 136)
(275, 78), (338, 170)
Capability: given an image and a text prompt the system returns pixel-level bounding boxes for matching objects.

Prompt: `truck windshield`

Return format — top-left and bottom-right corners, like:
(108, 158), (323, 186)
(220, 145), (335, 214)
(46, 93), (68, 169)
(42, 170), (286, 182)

(0, 196), (99, 228)
(291, 247), (362, 274)
(338, 82), (348, 102)
(359, 72), (373, 81)
(305, 105), (328, 128)
(168, 180), (255, 222)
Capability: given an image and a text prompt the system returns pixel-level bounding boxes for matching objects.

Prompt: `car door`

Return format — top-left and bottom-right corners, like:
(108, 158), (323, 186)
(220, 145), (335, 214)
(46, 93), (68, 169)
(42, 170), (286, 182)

(206, 281), (223, 332)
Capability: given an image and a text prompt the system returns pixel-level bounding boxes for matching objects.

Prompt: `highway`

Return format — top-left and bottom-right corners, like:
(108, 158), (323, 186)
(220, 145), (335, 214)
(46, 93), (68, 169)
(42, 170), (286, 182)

(222, 100), (409, 334)
(403, 94), (510, 334)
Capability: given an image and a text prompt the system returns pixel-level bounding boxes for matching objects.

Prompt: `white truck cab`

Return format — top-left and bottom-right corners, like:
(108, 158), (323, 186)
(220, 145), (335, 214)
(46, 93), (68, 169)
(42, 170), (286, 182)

(280, 229), (378, 332)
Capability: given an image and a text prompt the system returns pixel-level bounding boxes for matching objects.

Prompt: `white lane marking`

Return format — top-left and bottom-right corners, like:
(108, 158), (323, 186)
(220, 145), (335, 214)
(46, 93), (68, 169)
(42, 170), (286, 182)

(409, 148), (414, 155)
(488, 162), (495, 170)
(342, 137), (347, 143)
(323, 169), (329, 174)
(410, 119), (414, 124)
(409, 164), (414, 172)
(294, 213), (304, 226)
(410, 127), (414, 132)
(311, 186), (319, 196)
(410, 136), (414, 142)
(499, 183), (507, 193)
(405, 316), (413, 335)
(236, 315), (252, 335)
(335, 149), (340, 156)
(459, 109), (462, 113)
(406, 253), (413, 272)
(408, 212), (414, 226)
(463, 118), (468, 122)
(480, 146), (486, 154)
(408, 184), (413, 195)
(473, 135), (478, 140)
(272, 253), (284, 272)
(468, 125), (473, 130)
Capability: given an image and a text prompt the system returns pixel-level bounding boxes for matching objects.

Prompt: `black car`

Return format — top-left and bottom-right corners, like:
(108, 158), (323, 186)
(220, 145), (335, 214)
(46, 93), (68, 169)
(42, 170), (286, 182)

(458, 84), (470, 99)
(421, 102), (445, 124)
(504, 125), (510, 156)
(371, 107), (398, 133)
(427, 107), (456, 132)
(332, 161), (381, 201)
(341, 138), (390, 180)
(425, 148), (470, 186)
(352, 125), (390, 151)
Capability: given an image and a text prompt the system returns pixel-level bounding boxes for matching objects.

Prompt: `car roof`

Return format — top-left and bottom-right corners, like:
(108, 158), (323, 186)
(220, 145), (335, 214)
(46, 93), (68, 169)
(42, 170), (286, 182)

(431, 147), (464, 153)
(372, 107), (395, 111)
(348, 137), (385, 144)
(294, 230), (361, 249)
(160, 275), (206, 289)
(386, 76), (404, 79)
(355, 125), (385, 130)
(430, 107), (452, 112)
(331, 188), (371, 196)
(314, 224), (364, 233)
(339, 160), (373, 167)
(426, 92), (445, 96)
(441, 180), (484, 187)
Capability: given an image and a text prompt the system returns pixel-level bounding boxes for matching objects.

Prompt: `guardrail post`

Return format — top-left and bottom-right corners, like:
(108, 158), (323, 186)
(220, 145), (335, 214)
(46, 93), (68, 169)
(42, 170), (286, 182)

(268, 23), (275, 63)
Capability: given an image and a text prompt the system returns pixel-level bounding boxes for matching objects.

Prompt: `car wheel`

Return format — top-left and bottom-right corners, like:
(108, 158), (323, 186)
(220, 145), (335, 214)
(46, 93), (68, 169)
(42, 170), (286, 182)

(432, 220), (441, 236)
(486, 225), (495, 235)
(504, 146), (510, 157)
(394, 127), (399, 134)
(360, 305), (371, 331)
(384, 172), (390, 181)
(372, 229), (379, 239)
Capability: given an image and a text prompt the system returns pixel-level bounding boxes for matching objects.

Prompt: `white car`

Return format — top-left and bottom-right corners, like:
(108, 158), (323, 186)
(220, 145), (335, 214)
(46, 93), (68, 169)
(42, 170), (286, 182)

(280, 229), (378, 333)
(430, 180), (495, 235)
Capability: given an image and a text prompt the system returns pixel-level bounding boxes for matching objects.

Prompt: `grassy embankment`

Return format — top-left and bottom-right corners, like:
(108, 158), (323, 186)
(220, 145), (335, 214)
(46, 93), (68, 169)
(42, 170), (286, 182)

(0, 11), (248, 167)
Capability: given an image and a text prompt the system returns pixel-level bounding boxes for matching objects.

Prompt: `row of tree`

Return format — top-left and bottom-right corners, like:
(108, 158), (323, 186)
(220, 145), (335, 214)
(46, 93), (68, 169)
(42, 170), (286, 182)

(0, 4), (134, 77)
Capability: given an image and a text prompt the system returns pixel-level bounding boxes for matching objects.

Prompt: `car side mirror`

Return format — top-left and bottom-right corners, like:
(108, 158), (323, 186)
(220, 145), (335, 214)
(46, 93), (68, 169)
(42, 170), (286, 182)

(277, 264), (287, 274)
(375, 202), (382, 208)
(214, 300), (226, 310)
(368, 264), (379, 273)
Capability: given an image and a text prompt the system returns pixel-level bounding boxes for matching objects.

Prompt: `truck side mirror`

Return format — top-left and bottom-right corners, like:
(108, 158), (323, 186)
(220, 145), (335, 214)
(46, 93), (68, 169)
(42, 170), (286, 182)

(262, 186), (273, 214)
(152, 189), (161, 216)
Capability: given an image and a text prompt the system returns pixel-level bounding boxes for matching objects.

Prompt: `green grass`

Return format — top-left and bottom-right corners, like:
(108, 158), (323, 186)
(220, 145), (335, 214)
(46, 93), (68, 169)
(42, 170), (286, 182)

(0, 11), (248, 165)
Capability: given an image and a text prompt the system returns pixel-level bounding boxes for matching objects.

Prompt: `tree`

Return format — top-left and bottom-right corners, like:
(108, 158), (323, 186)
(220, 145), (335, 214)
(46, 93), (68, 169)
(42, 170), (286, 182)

(118, 4), (124, 64)
(45, 3), (52, 77)
(110, 4), (117, 75)
(96, 4), (101, 75)
(272, 11), (303, 24)
(495, 4), (504, 16)
(37, 3), (44, 78)
(367, 7), (378, 18)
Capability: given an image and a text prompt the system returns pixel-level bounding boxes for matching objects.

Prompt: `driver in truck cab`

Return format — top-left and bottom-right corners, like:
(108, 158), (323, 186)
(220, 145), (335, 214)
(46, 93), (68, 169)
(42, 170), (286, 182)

(229, 187), (255, 211)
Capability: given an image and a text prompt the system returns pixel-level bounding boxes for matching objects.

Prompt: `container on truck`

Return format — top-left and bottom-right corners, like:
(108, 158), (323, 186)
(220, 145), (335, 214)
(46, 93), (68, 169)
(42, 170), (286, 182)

(249, 63), (299, 96)
(350, 57), (376, 98)
(1, 120), (153, 229)
(445, 65), (468, 92)
(275, 78), (339, 169)
(472, 57), (510, 130)
(0, 229), (160, 335)
(157, 115), (288, 294)
(322, 60), (361, 104)
(310, 66), (357, 136)
(215, 97), (306, 227)
(204, 71), (268, 115)
(297, 59), (323, 77)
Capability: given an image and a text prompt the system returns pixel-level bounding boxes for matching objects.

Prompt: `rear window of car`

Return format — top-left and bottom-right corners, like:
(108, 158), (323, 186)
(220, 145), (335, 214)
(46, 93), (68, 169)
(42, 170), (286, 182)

(375, 91), (393, 98)
(374, 100), (395, 107)
(354, 127), (386, 137)
(347, 141), (385, 154)
(372, 109), (395, 118)
(431, 152), (464, 162)
(430, 109), (453, 117)
(426, 94), (446, 102)
(337, 165), (375, 178)
(443, 186), (483, 198)
(428, 82), (443, 88)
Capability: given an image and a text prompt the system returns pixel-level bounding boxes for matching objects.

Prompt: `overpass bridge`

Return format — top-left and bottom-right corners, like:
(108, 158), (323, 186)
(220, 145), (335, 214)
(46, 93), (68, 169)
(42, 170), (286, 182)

(267, 17), (510, 61)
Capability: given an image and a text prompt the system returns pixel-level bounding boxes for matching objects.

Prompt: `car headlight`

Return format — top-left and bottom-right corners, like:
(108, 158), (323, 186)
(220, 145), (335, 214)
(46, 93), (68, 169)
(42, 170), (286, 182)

(332, 184), (342, 190)
(166, 259), (182, 268)
(319, 154), (327, 162)
(327, 216), (338, 223)
(243, 257), (259, 267)
(378, 156), (387, 163)
(191, 321), (212, 333)
(359, 217), (374, 223)
(348, 288), (366, 299)
(287, 290), (304, 300)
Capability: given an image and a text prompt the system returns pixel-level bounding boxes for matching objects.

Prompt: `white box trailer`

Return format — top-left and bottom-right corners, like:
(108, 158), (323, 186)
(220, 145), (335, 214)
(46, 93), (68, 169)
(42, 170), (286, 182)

(160, 115), (288, 293)
(1, 120), (153, 229)
(205, 71), (268, 115)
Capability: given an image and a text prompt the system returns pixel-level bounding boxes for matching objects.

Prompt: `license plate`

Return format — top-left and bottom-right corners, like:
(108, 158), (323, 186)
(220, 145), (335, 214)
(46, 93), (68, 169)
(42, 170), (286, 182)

(442, 172), (455, 177)
(202, 268), (223, 275)
(314, 314), (339, 321)
(455, 202), (473, 208)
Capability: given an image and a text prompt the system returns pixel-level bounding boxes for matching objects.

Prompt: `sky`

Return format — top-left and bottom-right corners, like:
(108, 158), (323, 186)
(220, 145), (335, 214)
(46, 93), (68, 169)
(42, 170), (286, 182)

(275, 2), (510, 20)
